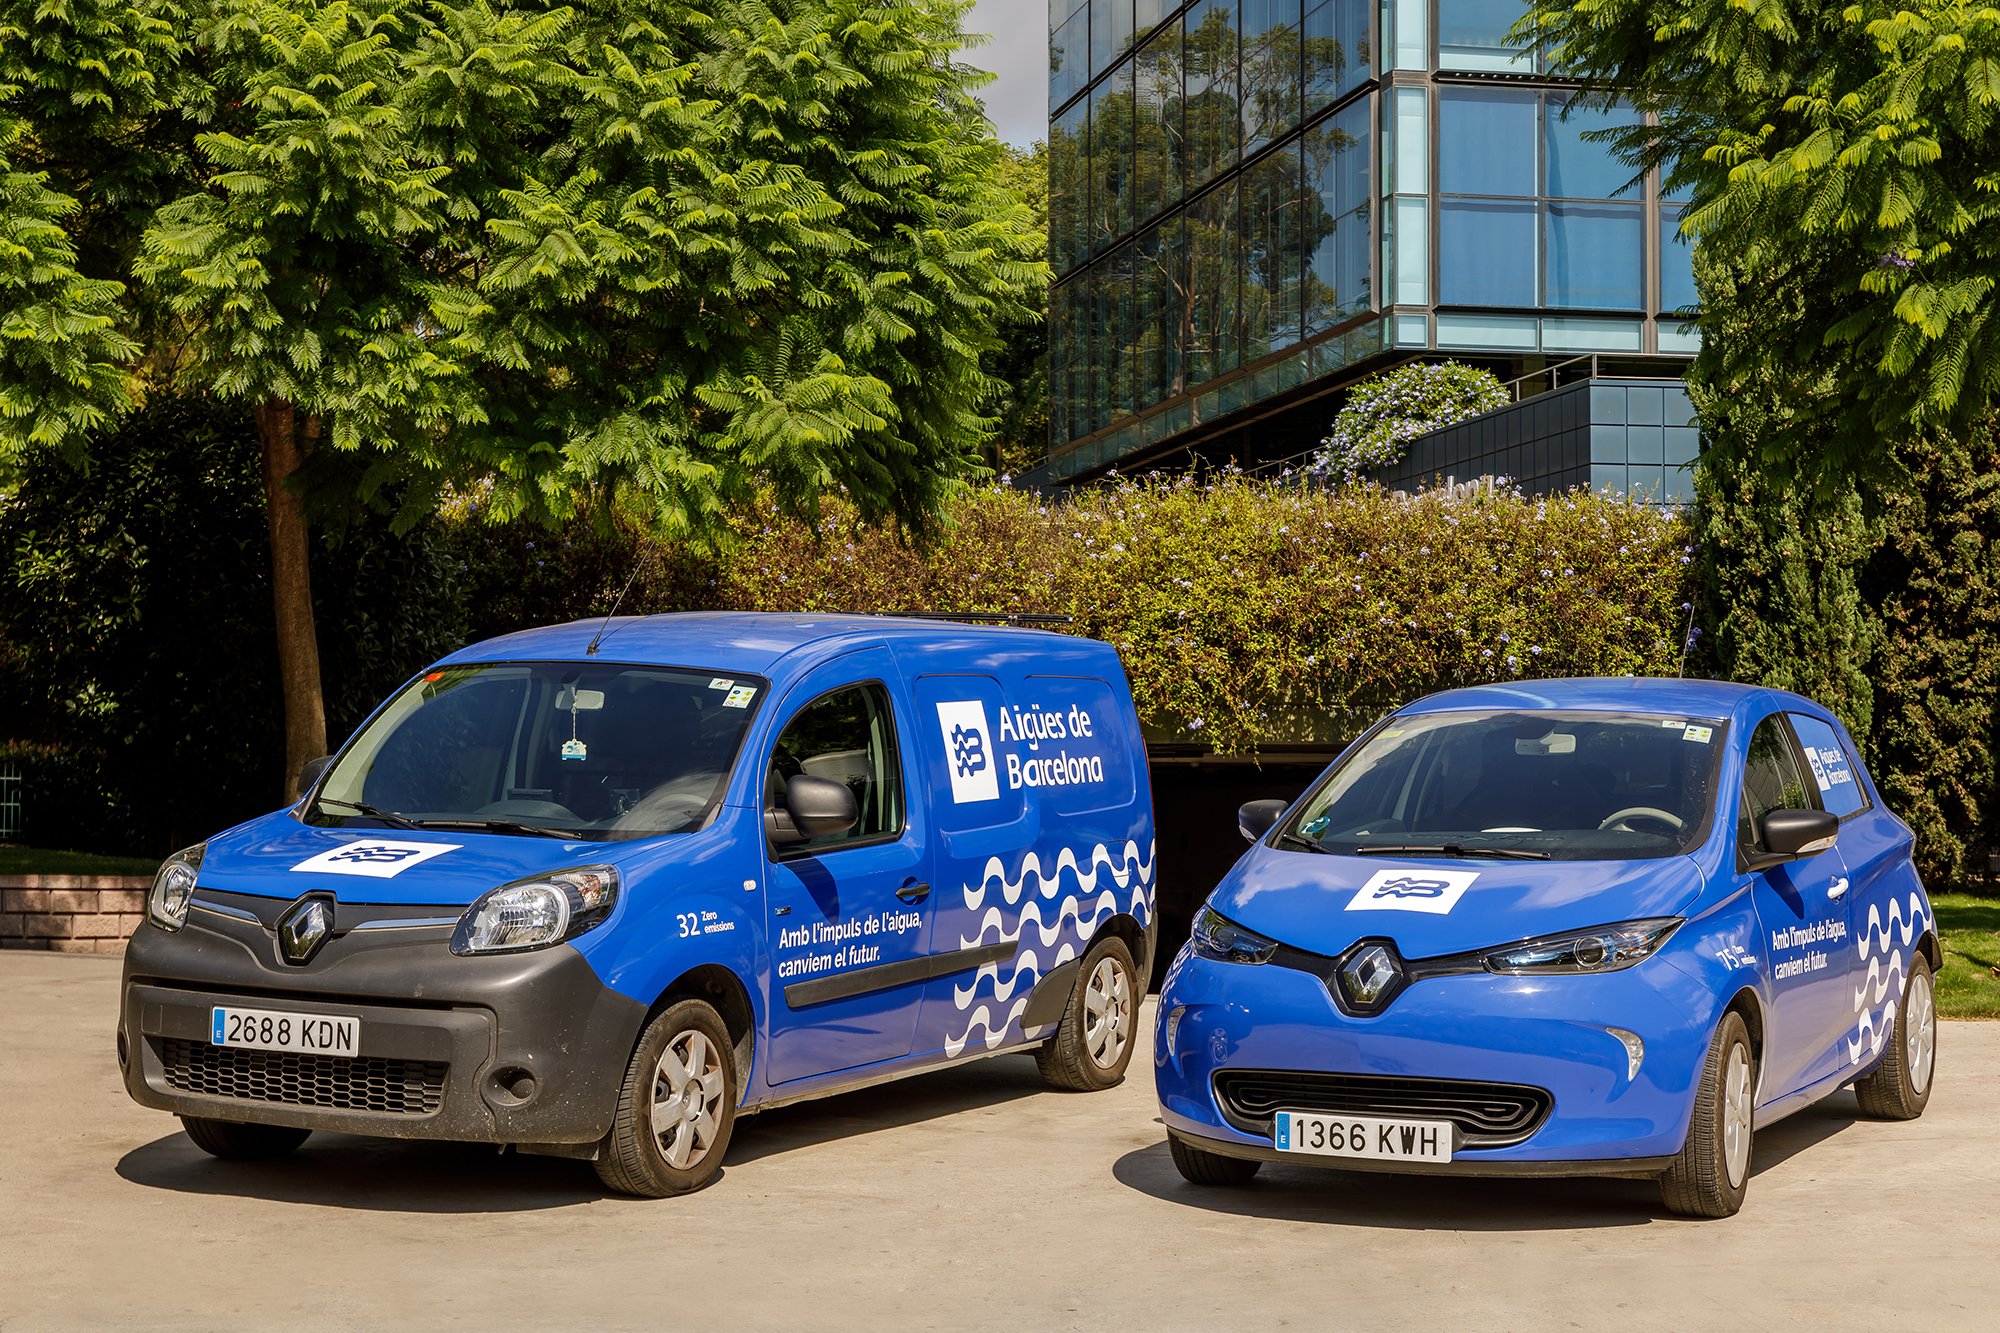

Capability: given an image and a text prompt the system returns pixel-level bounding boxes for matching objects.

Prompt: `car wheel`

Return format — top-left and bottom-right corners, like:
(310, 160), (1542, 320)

(1853, 951), (1937, 1120)
(1035, 935), (1139, 1091)
(1167, 1132), (1262, 1187)
(1659, 1010), (1754, 1219)
(595, 999), (737, 1198)
(179, 1116), (311, 1161)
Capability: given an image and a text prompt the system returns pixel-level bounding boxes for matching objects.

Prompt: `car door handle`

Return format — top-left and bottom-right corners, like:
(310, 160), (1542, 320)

(896, 880), (931, 904)
(1828, 877), (1850, 900)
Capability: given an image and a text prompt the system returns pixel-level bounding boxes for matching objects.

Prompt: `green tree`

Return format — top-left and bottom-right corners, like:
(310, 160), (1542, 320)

(2, 0), (1045, 790)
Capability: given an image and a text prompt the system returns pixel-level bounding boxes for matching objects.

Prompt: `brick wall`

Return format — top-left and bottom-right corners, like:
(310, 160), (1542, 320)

(0, 876), (149, 954)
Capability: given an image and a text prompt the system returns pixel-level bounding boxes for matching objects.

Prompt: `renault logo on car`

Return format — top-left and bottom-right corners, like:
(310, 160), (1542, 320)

(278, 898), (333, 966)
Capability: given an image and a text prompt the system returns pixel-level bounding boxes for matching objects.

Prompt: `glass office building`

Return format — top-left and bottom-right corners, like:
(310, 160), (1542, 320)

(1033, 0), (1698, 488)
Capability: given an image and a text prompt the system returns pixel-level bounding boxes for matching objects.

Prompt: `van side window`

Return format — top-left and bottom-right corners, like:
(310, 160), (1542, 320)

(767, 683), (905, 851)
(1786, 713), (1871, 820)
(1738, 716), (1814, 856)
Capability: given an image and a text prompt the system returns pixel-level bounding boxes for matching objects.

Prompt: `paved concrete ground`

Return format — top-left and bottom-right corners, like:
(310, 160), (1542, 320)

(2, 952), (1994, 1332)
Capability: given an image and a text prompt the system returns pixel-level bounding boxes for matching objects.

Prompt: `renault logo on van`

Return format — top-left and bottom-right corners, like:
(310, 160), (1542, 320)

(935, 701), (1000, 803)
(278, 898), (334, 965)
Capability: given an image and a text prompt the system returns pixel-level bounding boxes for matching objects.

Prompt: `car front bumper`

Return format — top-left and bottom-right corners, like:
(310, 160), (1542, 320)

(119, 893), (646, 1148)
(1154, 945), (1721, 1170)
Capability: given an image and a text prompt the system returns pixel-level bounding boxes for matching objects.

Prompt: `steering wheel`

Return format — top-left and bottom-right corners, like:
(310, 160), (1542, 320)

(1598, 806), (1685, 835)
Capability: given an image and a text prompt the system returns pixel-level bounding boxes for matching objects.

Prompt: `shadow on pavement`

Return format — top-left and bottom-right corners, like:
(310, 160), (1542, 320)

(1113, 1092), (1865, 1230)
(723, 1052), (1046, 1164)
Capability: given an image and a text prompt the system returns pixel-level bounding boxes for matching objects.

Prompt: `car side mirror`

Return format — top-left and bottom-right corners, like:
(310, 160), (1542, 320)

(1760, 808), (1838, 859)
(1238, 799), (1288, 844)
(770, 774), (858, 844)
(296, 754), (332, 796)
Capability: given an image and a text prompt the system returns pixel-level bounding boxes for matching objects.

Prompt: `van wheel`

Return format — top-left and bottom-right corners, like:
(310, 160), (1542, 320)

(1168, 1133), (1261, 1187)
(1035, 936), (1138, 1091)
(1854, 952), (1936, 1120)
(595, 999), (737, 1198)
(1659, 1011), (1754, 1218)
(179, 1116), (311, 1161)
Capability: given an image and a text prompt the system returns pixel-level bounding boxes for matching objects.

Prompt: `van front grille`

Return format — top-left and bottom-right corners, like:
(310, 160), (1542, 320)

(156, 1038), (446, 1116)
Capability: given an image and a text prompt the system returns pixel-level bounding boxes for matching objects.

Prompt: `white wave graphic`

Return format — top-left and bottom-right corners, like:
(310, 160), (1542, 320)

(1856, 893), (1927, 960)
(1854, 949), (1907, 1010)
(951, 942), (1079, 1007)
(959, 891), (1123, 952)
(945, 998), (1030, 1057)
(962, 839), (1157, 912)
(1848, 998), (1899, 1065)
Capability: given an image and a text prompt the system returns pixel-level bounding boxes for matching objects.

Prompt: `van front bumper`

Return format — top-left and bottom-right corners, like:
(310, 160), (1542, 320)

(119, 894), (647, 1149)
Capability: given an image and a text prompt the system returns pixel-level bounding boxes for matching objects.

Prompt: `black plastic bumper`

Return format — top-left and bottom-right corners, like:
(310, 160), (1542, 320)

(1168, 1125), (1676, 1180)
(119, 895), (646, 1147)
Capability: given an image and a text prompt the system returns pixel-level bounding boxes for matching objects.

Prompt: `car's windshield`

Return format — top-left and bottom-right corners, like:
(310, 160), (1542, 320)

(1283, 709), (1727, 861)
(309, 662), (763, 841)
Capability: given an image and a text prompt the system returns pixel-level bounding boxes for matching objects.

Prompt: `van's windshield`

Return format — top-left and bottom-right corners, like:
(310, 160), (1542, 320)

(1282, 710), (1728, 862)
(308, 662), (763, 841)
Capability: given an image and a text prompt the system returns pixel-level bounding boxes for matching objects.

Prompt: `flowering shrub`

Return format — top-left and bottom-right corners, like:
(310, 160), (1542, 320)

(1315, 361), (1511, 483)
(454, 475), (1697, 756)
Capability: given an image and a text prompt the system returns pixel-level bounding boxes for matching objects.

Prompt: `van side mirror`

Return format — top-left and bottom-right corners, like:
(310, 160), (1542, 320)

(768, 774), (859, 845)
(1760, 808), (1838, 859)
(1238, 799), (1289, 844)
(296, 754), (332, 796)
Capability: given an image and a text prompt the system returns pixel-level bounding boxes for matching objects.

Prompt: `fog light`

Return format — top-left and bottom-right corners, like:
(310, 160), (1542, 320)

(1607, 1027), (1644, 1080)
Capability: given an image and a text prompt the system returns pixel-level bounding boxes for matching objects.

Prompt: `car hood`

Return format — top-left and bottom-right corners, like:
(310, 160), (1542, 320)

(194, 810), (653, 907)
(1214, 844), (1706, 959)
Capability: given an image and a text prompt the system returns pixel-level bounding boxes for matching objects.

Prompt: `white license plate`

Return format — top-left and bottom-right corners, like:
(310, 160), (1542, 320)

(1274, 1109), (1454, 1163)
(210, 1006), (359, 1057)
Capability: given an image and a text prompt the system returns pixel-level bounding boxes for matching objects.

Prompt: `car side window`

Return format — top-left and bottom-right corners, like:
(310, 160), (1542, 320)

(767, 682), (905, 853)
(1738, 715), (1815, 856)
(1786, 713), (1871, 820)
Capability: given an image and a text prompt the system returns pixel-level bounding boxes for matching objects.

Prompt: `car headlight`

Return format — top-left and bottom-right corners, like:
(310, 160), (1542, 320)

(1482, 918), (1681, 975)
(451, 865), (619, 956)
(1191, 903), (1280, 965)
(147, 844), (205, 932)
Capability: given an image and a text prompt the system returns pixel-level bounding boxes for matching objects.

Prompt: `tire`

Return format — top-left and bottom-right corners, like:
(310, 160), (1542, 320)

(595, 999), (738, 1198)
(1168, 1133), (1262, 1187)
(179, 1116), (311, 1161)
(1035, 935), (1139, 1091)
(1853, 951), (1937, 1120)
(1659, 1010), (1754, 1218)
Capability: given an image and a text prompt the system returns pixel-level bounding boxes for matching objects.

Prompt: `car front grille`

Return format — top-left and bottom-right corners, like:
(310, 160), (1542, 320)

(156, 1038), (447, 1116)
(1214, 1069), (1553, 1147)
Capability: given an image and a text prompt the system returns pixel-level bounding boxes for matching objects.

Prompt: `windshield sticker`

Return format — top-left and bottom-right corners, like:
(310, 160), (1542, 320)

(1682, 724), (1714, 744)
(1817, 746), (1854, 786)
(291, 840), (461, 878)
(561, 738), (588, 762)
(723, 684), (758, 709)
(709, 678), (733, 691)
(1346, 868), (1480, 915)
(1802, 746), (1831, 791)
(1660, 718), (1684, 728)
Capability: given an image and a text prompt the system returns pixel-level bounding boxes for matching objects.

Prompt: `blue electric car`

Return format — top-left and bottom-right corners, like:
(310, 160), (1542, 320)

(1155, 678), (1939, 1217)
(120, 613), (1156, 1196)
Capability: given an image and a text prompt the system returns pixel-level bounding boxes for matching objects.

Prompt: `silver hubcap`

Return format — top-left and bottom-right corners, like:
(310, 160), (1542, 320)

(1722, 1043), (1753, 1189)
(1907, 969), (1936, 1096)
(1084, 957), (1132, 1069)
(650, 1029), (724, 1171)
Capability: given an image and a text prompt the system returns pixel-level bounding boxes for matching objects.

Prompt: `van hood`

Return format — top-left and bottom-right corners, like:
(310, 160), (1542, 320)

(194, 810), (647, 907)
(1213, 844), (1706, 960)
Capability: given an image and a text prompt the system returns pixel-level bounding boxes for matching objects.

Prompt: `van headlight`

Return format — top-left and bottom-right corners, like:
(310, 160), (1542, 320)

(1482, 918), (1681, 974)
(451, 866), (619, 955)
(147, 844), (205, 932)
(1191, 904), (1280, 965)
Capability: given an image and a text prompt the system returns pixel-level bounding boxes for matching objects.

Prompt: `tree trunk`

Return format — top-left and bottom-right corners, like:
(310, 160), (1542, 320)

(255, 396), (328, 797)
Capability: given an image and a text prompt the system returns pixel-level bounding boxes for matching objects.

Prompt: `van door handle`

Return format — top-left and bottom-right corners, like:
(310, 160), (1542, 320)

(896, 880), (931, 905)
(1828, 877), (1850, 901)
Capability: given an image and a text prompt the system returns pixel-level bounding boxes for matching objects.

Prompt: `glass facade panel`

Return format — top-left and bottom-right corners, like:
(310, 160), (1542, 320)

(1386, 0), (1426, 69)
(1090, 60), (1136, 255)
(1135, 217), (1187, 405)
(1136, 0), (1173, 39)
(1303, 97), (1371, 334)
(1184, 1), (1241, 191)
(1186, 181), (1242, 383)
(1437, 0), (1533, 72)
(1241, 1), (1301, 155)
(1545, 204), (1642, 308)
(1133, 22), (1183, 224)
(1090, 250), (1130, 430)
(1660, 205), (1697, 312)
(1544, 96), (1638, 199)
(1439, 198), (1536, 306)
(1090, 0), (1119, 78)
(1052, 10), (1088, 109)
(1242, 138), (1305, 358)
(1304, 0), (1369, 113)
(1049, 98), (1090, 274)
(1439, 88), (1536, 196)
(1389, 195), (1428, 304)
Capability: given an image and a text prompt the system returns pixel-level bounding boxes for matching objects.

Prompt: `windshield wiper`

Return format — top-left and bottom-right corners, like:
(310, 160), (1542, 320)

(314, 797), (422, 830)
(410, 817), (578, 840)
(1275, 830), (1332, 855)
(1354, 842), (1552, 861)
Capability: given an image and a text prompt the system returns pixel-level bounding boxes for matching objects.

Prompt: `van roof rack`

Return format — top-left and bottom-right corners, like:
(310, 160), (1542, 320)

(851, 611), (1074, 627)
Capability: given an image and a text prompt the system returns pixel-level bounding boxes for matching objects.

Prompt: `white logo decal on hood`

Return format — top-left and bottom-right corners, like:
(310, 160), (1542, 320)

(1345, 868), (1480, 915)
(290, 840), (462, 878)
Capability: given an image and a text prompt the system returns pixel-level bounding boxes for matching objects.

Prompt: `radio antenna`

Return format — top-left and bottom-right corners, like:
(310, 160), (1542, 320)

(585, 544), (655, 657)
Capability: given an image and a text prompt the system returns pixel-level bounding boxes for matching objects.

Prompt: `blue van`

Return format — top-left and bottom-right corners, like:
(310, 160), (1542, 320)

(120, 613), (1157, 1196)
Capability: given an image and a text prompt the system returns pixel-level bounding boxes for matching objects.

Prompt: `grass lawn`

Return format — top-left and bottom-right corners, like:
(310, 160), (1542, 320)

(1933, 893), (2000, 1020)
(0, 845), (159, 877)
